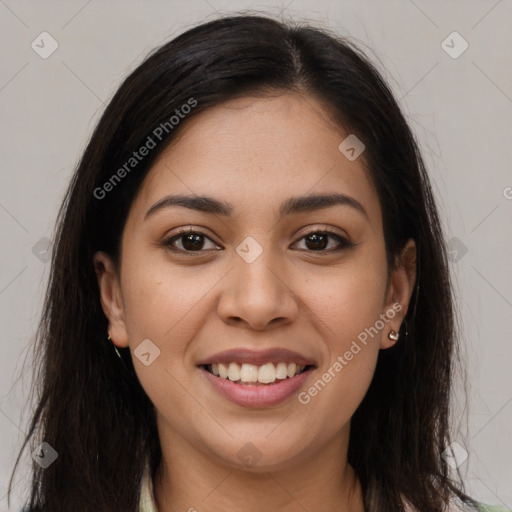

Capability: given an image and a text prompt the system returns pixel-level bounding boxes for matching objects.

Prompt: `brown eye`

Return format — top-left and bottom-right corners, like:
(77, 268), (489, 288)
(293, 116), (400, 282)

(162, 229), (221, 253)
(294, 231), (352, 252)
(304, 232), (330, 251)
(180, 233), (206, 251)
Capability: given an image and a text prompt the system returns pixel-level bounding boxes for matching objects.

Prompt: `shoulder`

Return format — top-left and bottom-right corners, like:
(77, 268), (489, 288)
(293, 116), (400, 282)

(452, 500), (511, 512)
(475, 504), (512, 512)
(404, 498), (511, 512)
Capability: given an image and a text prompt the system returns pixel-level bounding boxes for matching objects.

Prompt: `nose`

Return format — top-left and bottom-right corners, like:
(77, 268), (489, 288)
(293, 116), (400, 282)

(217, 248), (299, 331)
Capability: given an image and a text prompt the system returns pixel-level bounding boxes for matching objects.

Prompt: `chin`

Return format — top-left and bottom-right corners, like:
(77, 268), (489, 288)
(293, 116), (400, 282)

(206, 435), (313, 474)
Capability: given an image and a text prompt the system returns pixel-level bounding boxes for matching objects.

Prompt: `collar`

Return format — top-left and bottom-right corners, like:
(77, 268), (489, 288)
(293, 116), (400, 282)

(138, 457), (158, 512)
(138, 460), (476, 512)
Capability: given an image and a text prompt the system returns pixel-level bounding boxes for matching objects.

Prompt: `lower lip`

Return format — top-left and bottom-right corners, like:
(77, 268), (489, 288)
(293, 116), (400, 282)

(200, 367), (314, 408)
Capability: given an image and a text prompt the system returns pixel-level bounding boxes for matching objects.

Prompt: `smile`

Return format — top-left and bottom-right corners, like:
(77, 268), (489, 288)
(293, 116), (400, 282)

(197, 348), (316, 407)
(204, 362), (310, 385)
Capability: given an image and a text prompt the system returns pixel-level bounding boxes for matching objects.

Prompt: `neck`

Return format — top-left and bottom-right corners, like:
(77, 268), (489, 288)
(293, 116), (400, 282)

(153, 419), (364, 512)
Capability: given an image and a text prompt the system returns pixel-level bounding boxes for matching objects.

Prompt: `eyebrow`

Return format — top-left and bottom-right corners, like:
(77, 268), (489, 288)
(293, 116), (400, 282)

(144, 192), (369, 221)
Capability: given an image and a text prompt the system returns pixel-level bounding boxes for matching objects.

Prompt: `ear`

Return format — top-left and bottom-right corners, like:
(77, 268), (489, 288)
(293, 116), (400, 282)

(380, 239), (417, 349)
(93, 251), (129, 348)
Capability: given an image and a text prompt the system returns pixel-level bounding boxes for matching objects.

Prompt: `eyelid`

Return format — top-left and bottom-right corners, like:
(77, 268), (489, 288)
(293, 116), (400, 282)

(295, 224), (350, 241)
(162, 226), (222, 252)
(291, 227), (353, 252)
(161, 225), (353, 254)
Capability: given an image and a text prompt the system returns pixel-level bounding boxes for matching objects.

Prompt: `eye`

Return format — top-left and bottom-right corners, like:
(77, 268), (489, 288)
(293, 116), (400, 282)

(292, 230), (353, 252)
(161, 228), (221, 253)
(161, 227), (353, 254)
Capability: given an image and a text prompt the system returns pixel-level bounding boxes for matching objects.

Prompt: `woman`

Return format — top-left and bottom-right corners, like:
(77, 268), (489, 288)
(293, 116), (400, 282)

(9, 13), (509, 512)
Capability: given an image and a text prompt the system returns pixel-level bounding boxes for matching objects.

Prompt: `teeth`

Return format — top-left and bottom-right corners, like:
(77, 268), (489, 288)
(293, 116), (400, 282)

(227, 362), (240, 381)
(207, 362), (308, 384)
(239, 363), (258, 383)
(276, 362), (288, 380)
(258, 363), (276, 384)
(218, 363), (228, 379)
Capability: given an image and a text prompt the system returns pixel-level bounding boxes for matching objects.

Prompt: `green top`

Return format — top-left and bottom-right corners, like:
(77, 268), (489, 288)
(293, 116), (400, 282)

(138, 461), (510, 512)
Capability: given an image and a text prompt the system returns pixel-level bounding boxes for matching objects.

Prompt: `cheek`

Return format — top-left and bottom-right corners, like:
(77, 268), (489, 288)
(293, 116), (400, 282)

(119, 253), (228, 413)
(295, 254), (387, 416)
(301, 256), (388, 347)
(298, 287), (383, 434)
(121, 253), (215, 346)
(297, 346), (378, 448)
(119, 257), (215, 413)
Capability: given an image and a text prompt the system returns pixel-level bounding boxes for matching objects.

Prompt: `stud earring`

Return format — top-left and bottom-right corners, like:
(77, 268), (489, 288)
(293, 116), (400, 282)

(388, 329), (399, 341)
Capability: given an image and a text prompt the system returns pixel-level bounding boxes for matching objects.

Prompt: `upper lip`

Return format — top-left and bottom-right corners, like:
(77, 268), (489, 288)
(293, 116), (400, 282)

(197, 348), (316, 367)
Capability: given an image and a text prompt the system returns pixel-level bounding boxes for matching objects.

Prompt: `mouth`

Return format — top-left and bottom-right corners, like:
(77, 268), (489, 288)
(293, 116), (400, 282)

(201, 362), (313, 385)
(197, 348), (316, 408)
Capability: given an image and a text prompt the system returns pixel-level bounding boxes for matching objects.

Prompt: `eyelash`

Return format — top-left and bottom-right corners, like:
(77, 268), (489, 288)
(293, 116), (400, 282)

(161, 227), (354, 255)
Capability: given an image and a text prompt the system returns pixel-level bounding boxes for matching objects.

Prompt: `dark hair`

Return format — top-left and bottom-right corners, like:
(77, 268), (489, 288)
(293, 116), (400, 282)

(11, 13), (478, 512)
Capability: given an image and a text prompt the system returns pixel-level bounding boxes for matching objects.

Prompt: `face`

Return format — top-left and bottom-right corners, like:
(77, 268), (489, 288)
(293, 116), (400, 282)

(94, 92), (415, 472)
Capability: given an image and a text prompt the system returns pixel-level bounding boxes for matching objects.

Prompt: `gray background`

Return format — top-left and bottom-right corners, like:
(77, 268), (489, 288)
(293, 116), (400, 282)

(1, 0), (511, 509)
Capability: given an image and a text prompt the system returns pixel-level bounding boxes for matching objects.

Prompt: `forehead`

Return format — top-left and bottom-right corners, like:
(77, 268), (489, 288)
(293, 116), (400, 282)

(129, 93), (381, 227)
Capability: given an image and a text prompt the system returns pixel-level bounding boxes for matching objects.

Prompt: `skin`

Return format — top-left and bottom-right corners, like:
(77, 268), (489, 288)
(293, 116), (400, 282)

(94, 92), (416, 512)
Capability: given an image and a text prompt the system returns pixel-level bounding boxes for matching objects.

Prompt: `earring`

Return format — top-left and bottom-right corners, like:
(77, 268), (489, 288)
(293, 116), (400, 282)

(107, 333), (122, 359)
(388, 329), (399, 341)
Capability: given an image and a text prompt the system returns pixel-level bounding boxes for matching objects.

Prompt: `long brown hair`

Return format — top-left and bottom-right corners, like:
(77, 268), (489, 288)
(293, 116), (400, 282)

(11, 13), (478, 512)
